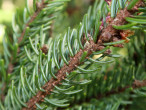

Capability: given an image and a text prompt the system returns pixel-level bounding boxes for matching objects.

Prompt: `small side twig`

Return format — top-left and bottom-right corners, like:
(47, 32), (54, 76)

(18, 1), (46, 43)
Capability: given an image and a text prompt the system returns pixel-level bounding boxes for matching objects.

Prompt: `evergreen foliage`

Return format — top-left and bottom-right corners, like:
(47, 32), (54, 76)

(0, 0), (146, 110)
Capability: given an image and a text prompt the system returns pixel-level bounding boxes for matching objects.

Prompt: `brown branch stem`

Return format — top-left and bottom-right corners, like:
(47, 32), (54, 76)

(23, 38), (101, 110)
(18, 1), (45, 44)
(98, 80), (146, 98)
(3, 0), (46, 104)
(7, 1), (46, 74)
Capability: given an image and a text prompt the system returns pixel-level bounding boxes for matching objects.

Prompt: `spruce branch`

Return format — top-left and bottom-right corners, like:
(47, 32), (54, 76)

(22, 1), (145, 109)
(1, 0), (145, 110)
(18, 0), (46, 44)
(7, 0), (66, 73)
(23, 37), (102, 110)
(2, 0), (52, 103)
(63, 80), (146, 109)
(97, 80), (146, 99)
(98, 0), (145, 44)
(7, 0), (46, 74)
(1, 0), (69, 108)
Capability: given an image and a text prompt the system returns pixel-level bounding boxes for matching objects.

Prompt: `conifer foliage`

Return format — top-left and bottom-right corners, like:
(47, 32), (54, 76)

(0, 0), (146, 110)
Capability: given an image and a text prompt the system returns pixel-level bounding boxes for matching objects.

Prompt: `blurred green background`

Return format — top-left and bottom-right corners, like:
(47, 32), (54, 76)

(0, 0), (22, 54)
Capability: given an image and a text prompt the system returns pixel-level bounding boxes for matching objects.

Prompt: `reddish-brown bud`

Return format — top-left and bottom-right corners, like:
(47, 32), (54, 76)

(41, 45), (48, 54)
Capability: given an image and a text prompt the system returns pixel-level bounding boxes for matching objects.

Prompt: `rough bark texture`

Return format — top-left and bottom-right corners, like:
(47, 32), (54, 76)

(98, 0), (145, 44)
(21, 0), (145, 110)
